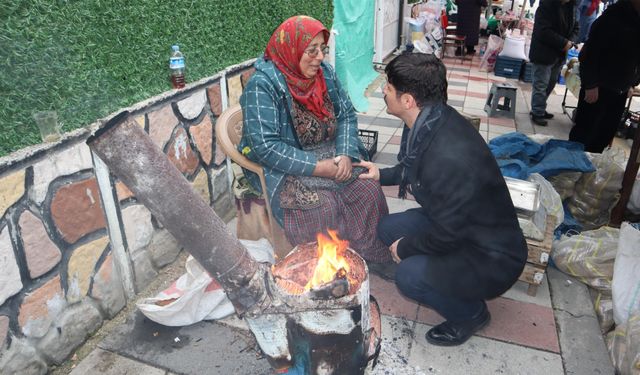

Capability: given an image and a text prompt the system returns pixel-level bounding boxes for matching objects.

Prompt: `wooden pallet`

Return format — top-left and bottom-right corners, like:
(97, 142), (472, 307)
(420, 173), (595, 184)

(518, 216), (555, 296)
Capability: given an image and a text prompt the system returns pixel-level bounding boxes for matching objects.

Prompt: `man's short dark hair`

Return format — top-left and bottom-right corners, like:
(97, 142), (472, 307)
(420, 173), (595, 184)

(384, 53), (448, 107)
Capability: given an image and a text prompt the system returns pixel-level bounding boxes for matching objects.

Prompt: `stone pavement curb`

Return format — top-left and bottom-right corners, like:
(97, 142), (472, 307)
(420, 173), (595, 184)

(547, 266), (614, 375)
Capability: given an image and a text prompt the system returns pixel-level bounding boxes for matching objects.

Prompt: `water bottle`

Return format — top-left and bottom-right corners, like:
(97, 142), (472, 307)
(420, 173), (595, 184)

(169, 45), (185, 89)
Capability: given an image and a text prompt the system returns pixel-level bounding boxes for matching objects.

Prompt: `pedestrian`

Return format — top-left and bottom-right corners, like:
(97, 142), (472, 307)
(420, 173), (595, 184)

(455, 0), (488, 55)
(528, 0), (579, 126)
(238, 16), (392, 263)
(355, 53), (528, 346)
(568, 0), (640, 153)
(576, 0), (601, 43)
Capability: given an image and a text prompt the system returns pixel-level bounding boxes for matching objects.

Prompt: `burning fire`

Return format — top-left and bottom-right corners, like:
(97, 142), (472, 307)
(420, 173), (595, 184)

(304, 230), (350, 291)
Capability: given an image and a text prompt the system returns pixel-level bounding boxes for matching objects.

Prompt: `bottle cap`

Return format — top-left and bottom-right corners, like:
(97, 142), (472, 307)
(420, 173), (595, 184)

(172, 45), (179, 51)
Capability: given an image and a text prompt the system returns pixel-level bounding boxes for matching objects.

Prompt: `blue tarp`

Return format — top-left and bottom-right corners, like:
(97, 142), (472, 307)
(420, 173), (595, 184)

(488, 132), (595, 180)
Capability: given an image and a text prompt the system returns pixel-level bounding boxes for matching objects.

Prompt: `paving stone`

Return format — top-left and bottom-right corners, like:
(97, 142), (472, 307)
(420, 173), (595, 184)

(146, 229), (181, 268)
(19, 210), (62, 278)
(67, 236), (109, 303)
(19, 275), (65, 338)
(0, 226), (22, 306)
(0, 169), (26, 218)
(70, 348), (166, 375)
(115, 181), (135, 201)
(121, 204), (153, 254)
(134, 115), (145, 128)
(37, 301), (103, 365)
(148, 104), (179, 150)
(189, 115), (213, 165)
(211, 165), (229, 201)
(166, 127), (200, 176)
(131, 250), (158, 292)
(227, 74), (243, 107)
(240, 68), (256, 87)
(207, 82), (223, 116)
(177, 90), (206, 120)
(90, 254), (126, 319)
(213, 130), (227, 167)
(0, 337), (48, 375)
(191, 169), (210, 204)
(30, 143), (93, 205)
(50, 177), (107, 244)
(0, 315), (9, 350)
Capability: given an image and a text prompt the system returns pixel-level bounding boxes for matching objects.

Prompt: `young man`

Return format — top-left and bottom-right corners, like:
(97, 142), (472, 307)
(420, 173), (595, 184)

(528, 0), (579, 126)
(356, 53), (527, 346)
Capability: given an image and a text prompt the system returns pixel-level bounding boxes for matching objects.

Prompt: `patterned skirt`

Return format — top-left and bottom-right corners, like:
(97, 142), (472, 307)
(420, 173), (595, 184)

(282, 178), (392, 264)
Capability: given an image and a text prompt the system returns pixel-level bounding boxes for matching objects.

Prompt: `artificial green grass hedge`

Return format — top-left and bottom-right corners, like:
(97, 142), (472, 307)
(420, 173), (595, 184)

(0, 1), (332, 157)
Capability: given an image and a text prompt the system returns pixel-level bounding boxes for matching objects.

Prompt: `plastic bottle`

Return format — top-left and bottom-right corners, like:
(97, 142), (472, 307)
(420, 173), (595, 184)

(169, 45), (185, 89)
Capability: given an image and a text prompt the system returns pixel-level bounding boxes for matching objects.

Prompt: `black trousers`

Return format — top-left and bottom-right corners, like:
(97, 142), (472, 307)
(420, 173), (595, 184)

(569, 87), (628, 153)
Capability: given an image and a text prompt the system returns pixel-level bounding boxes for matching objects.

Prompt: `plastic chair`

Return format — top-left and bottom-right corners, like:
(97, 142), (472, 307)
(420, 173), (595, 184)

(484, 82), (517, 119)
(215, 104), (292, 259)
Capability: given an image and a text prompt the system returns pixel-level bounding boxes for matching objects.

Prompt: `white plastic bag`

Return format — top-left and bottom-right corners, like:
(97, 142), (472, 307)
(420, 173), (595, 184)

(612, 222), (640, 326)
(627, 171), (640, 215)
(499, 32), (528, 60)
(528, 173), (564, 229)
(551, 226), (619, 292)
(137, 256), (235, 326)
(480, 35), (504, 72)
(138, 238), (275, 326)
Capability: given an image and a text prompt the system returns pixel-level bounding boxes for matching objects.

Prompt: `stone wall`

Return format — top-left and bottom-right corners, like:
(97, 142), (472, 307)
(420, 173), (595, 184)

(0, 60), (256, 374)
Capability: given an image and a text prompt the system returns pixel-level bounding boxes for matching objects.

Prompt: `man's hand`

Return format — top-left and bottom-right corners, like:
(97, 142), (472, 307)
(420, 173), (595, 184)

(334, 155), (352, 182)
(389, 238), (402, 263)
(584, 87), (599, 104)
(353, 161), (380, 181)
(563, 40), (573, 53)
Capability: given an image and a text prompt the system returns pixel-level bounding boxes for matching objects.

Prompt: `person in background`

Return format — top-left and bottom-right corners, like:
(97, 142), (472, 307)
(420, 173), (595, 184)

(356, 53), (527, 347)
(455, 0), (488, 54)
(528, 0), (579, 126)
(576, 0), (601, 43)
(569, 0), (640, 152)
(238, 16), (392, 264)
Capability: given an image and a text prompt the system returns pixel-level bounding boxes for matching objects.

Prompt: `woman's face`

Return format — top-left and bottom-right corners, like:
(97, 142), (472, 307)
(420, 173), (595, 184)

(299, 33), (326, 78)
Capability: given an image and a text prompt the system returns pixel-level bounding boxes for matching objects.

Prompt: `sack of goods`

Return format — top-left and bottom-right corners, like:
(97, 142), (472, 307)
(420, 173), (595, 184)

(499, 29), (528, 60)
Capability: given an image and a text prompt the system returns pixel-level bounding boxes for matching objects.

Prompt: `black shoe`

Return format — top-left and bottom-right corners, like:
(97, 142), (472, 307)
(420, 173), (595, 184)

(455, 47), (463, 56)
(543, 111), (554, 119)
(530, 113), (548, 126)
(425, 303), (491, 346)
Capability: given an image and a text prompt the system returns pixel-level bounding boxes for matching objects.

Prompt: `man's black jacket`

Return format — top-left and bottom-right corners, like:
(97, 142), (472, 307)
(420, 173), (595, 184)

(529, 0), (579, 65)
(380, 106), (527, 301)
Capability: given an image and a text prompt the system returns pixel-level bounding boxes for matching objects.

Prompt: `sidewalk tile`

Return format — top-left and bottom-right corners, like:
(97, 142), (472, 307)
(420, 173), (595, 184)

(370, 274), (419, 320)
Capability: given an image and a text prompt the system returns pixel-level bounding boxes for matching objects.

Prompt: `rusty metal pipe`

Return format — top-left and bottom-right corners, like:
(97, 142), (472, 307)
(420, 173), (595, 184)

(87, 111), (269, 314)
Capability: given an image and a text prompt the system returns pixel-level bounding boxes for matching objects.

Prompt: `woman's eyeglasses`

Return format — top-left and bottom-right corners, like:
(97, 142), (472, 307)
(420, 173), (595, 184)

(304, 45), (330, 57)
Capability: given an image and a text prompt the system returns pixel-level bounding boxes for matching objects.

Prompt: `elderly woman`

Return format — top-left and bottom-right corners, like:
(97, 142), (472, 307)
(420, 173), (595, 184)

(238, 16), (391, 263)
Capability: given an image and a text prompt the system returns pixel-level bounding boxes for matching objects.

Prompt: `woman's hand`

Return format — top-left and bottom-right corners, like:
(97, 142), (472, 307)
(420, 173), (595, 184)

(389, 238), (403, 263)
(584, 87), (599, 104)
(334, 155), (352, 182)
(312, 159), (339, 178)
(353, 161), (380, 181)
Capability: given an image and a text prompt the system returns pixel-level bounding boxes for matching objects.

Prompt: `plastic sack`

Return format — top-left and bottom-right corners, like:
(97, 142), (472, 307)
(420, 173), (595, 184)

(480, 35), (504, 72)
(567, 147), (625, 230)
(138, 238), (275, 326)
(137, 255), (235, 326)
(590, 288), (615, 334)
(528, 173), (564, 229)
(547, 171), (583, 200)
(551, 226), (619, 292)
(627, 171), (640, 215)
(612, 222), (640, 326)
(499, 33), (528, 60)
(606, 314), (640, 375)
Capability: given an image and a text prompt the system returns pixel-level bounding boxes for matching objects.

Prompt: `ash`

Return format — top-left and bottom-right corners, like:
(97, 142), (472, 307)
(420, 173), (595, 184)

(367, 340), (432, 375)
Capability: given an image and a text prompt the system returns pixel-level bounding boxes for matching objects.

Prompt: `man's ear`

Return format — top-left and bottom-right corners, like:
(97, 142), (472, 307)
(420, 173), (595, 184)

(401, 93), (417, 110)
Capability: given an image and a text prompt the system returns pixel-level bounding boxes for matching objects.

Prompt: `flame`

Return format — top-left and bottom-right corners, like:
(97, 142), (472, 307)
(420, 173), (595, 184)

(304, 230), (350, 290)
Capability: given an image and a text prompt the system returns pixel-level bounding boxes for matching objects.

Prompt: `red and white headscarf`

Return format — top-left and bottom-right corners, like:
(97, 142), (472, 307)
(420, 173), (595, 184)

(265, 16), (331, 120)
